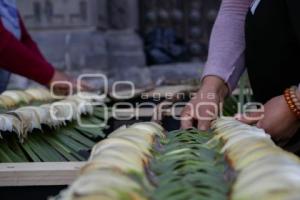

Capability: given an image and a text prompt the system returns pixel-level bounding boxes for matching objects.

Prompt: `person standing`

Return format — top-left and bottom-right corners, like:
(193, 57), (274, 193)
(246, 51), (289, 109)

(0, 0), (90, 93)
(181, 0), (300, 154)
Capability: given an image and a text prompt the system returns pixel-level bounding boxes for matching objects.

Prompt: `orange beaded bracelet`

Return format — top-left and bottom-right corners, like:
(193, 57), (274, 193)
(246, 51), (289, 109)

(284, 86), (300, 119)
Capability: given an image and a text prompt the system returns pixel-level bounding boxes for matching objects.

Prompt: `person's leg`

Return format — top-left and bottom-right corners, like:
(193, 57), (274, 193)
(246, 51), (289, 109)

(0, 69), (11, 93)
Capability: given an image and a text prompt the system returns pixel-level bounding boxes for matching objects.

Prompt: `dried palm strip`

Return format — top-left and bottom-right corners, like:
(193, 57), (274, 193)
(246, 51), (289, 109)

(212, 118), (300, 200)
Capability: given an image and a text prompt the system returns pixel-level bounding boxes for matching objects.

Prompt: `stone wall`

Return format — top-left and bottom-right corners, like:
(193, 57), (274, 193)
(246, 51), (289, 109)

(8, 0), (206, 89)
(9, 0), (146, 89)
(139, 0), (220, 60)
(16, 0), (103, 29)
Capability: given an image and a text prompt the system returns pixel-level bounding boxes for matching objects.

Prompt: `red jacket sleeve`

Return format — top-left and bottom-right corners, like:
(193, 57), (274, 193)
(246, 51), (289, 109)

(19, 17), (46, 60)
(0, 19), (54, 85)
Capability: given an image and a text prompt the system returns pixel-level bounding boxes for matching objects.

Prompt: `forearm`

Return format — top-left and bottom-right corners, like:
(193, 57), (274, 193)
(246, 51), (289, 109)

(202, 0), (252, 92)
(19, 17), (46, 60)
(0, 24), (54, 85)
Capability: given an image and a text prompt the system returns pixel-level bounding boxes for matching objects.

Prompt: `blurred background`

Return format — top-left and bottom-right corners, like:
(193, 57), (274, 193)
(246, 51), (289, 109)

(9, 0), (220, 89)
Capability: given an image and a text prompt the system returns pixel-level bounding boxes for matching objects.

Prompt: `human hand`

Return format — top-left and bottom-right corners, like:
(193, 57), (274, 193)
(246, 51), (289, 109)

(236, 95), (300, 141)
(48, 70), (93, 96)
(181, 76), (229, 130)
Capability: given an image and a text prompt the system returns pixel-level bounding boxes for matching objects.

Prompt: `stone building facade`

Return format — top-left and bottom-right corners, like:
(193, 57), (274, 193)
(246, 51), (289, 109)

(9, 0), (220, 89)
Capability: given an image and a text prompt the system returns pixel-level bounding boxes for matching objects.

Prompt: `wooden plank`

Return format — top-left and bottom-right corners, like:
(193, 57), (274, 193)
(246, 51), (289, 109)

(0, 162), (86, 187)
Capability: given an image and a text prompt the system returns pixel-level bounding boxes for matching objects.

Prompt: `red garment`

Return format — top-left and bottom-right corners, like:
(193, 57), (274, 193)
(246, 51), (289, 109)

(0, 18), (54, 85)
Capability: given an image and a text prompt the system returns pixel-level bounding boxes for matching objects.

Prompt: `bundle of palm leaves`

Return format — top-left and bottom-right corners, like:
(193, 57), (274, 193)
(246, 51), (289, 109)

(55, 118), (300, 200)
(53, 122), (165, 200)
(0, 88), (54, 110)
(0, 93), (107, 163)
(151, 128), (230, 200)
(212, 118), (300, 200)
(54, 123), (231, 200)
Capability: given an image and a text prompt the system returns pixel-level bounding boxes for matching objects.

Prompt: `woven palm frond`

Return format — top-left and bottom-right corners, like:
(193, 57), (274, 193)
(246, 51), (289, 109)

(0, 88), (54, 110)
(54, 119), (300, 200)
(0, 92), (107, 163)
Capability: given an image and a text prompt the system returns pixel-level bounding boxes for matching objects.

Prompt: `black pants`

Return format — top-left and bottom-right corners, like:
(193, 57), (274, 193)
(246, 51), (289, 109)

(245, 0), (300, 155)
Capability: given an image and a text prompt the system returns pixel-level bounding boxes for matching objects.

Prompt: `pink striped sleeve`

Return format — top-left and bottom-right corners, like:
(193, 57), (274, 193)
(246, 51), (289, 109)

(202, 0), (253, 92)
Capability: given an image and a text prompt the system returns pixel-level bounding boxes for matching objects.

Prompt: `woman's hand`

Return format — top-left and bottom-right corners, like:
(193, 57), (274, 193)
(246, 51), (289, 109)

(237, 95), (300, 141)
(48, 70), (93, 96)
(181, 76), (229, 130)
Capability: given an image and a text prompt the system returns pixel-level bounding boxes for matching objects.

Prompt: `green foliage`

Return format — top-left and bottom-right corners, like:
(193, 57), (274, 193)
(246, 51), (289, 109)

(223, 96), (238, 116)
(0, 107), (107, 163)
(150, 129), (230, 200)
